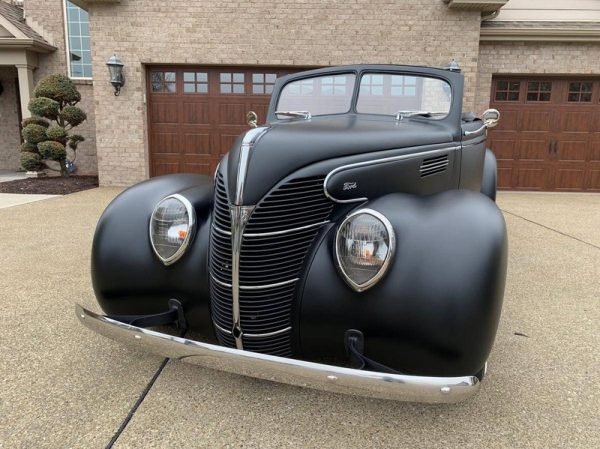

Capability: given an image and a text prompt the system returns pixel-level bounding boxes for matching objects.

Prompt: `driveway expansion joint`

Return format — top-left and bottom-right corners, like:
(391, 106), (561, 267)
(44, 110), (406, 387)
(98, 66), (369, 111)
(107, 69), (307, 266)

(502, 209), (600, 251)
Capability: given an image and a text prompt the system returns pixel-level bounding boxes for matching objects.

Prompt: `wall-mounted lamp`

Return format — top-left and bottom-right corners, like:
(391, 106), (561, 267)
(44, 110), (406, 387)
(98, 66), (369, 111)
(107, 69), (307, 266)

(106, 54), (125, 96)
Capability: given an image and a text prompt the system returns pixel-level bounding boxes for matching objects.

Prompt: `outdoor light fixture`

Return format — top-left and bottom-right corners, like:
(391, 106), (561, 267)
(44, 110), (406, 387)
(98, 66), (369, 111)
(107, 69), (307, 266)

(106, 54), (125, 96)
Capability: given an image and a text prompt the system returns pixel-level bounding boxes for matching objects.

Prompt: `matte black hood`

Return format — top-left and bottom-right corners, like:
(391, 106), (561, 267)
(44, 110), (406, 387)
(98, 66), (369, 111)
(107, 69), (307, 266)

(227, 114), (457, 205)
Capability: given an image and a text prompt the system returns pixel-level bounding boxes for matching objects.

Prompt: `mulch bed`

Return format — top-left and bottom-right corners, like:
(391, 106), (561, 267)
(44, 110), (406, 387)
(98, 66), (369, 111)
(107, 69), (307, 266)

(0, 176), (99, 195)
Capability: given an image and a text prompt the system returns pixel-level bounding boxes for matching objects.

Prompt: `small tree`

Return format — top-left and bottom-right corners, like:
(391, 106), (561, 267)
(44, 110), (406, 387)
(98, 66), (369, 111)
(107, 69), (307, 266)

(20, 74), (86, 176)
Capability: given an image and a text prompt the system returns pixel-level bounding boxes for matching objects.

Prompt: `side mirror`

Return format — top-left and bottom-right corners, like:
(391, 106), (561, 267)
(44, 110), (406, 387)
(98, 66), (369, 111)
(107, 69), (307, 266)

(246, 111), (258, 128)
(482, 109), (500, 129)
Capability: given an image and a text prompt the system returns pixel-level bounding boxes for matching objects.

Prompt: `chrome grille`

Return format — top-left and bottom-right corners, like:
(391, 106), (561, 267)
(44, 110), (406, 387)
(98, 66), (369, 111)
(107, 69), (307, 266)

(209, 174), (333, 357)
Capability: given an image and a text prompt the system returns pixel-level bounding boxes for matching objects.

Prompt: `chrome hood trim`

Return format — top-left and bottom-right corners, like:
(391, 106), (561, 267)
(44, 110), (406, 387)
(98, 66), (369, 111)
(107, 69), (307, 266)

(76, 304), (481, 404)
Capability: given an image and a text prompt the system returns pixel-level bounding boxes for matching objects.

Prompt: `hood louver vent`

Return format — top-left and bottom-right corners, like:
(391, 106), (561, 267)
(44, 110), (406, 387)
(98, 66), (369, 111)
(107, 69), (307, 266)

(420, 154), (449, 177)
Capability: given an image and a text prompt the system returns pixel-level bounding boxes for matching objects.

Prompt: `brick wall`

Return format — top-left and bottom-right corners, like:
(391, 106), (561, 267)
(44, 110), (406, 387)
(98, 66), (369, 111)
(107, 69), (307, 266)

(476, 41), (600, 113)
(21, 0), (97, 174)
(87, 0), (482, 186)
(0, 67), (21, 170)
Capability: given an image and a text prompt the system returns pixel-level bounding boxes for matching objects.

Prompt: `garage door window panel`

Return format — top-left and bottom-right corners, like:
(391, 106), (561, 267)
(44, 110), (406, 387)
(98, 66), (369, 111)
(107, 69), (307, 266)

(567, 82), (593, 103)
(220, 73), (245, 94)
(252, 73), (277, 95)
(494, 80), (520, 102)
(151, 71), (177, 93)
(526, 81), (552, 102)
(184, 72), (208, 94)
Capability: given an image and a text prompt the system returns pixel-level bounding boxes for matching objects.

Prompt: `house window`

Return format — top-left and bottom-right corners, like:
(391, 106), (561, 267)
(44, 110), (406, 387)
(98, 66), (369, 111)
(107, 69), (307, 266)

(65, 1), (92, 78)
(184, 72), (208, 93)
(526, 81), (552, 102)
(220, 73), (245, 94)
(151, 71), (176, 93)
(568, 82), (593, 102)
(495, 80), (520, 101)
(252, 73), (277, 94)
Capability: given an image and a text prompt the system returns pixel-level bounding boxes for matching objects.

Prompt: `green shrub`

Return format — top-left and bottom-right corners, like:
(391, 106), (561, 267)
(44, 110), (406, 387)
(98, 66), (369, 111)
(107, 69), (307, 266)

(28, 97), (60, 120)
(33, 74), (81, 104)
(20, 142), (38, 153)
(19, 74), (87, 176)
(22, 124), (48, 144)
(61, 106), (87, 127)
(20, 152), (43, 171)
(22, 116), (50, 128)
(38, 140), (66, 160)
(46, 125), (68, 142)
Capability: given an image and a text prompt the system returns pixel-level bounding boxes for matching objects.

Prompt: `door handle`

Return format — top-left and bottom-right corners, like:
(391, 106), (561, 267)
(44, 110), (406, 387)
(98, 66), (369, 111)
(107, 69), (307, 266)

(553, 140), (559, 154)
(549, 140), (554, 154)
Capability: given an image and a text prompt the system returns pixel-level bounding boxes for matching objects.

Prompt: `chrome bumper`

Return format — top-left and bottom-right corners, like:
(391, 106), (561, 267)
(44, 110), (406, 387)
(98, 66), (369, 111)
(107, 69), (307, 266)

(76, 304), (481, 403)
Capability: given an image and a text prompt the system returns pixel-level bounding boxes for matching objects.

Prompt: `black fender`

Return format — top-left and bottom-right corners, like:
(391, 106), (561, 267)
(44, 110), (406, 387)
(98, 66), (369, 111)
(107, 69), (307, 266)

(481, 149), (497, 201)
(91, 174), (215, 340)
(298, 190), (507, 377)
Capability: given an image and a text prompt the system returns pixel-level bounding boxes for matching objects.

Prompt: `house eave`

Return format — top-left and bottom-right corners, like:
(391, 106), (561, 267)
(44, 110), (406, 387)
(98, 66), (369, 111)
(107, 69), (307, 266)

(0, 38), (56, 53)
(480, 27), (600, 42)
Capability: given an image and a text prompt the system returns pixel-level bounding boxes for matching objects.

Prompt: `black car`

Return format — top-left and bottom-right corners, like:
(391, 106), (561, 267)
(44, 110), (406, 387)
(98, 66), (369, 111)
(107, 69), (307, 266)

(78, 64), (507, 403)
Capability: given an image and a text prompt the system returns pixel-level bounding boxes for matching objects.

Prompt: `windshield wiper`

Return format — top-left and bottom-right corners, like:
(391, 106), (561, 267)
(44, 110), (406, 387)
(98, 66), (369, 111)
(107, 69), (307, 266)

(394, 110), (446, 121)
(274, 110), (312, 120)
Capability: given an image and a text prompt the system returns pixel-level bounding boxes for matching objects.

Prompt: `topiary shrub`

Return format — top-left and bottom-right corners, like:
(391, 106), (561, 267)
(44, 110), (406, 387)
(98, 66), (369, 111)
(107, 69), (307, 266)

(19, 74), (86, 176)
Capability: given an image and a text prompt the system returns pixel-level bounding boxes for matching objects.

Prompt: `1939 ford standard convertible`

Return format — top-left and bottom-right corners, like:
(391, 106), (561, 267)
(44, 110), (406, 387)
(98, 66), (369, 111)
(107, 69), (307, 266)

(77, 64), (507, 403)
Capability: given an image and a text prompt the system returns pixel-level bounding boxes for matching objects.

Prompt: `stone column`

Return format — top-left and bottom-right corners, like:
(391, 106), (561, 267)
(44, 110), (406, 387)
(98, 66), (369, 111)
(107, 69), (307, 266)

(15, 64), (35, 119)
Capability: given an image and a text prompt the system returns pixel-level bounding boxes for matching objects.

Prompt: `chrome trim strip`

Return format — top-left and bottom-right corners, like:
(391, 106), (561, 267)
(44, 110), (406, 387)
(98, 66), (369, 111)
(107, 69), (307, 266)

(463, 125), (486, 137)
(213, 321), (232, 335)
(239, 278), (298, 290)
(77, 304), (481, 404)
(210, 274), (298, 291)
(149, 193), (196, 266)
(212, 225), (232, 236)
(229, 205), (255, 349)
(323, 146), (461, 204)
(244, 327), (292, 338)
(234, 127), (269, 206)
(243, 221), (330, 237)
(335, 209), (396, 292)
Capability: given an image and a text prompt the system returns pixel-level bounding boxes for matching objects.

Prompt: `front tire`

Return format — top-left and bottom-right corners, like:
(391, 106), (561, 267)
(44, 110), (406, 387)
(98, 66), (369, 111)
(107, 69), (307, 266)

(481, 149), (497, 202)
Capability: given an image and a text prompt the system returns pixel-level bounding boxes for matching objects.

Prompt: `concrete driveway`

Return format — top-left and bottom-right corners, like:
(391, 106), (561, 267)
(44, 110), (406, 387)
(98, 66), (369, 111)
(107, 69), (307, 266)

(0, 189), (598, 449)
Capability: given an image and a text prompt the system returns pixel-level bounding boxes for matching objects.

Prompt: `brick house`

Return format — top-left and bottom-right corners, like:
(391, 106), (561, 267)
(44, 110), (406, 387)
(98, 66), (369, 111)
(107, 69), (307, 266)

(0, 0), (599, 191)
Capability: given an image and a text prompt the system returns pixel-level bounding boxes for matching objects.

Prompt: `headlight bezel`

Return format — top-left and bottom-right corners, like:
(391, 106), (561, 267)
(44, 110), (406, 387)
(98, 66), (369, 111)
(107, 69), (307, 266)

(149, 193), (196, 266)
(335, 208), (396, 292)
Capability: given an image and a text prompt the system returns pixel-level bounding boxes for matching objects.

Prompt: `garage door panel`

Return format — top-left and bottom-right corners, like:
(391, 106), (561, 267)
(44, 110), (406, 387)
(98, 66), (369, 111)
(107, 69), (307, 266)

(151, 103), (179, 124)
(153, 162), (181, 177)
(496, 166), (513, 188)
(588, 170), (600, 190)
(491, 138), (517, 161)
(555, 169), (585, 190)
(590, 141), (600, 162)
(515, 167), (546, 190)
(218, 103), (249, 126)
(152, 132), (179, 155)
(557, 140), (587, 162)
(559, 111), (593, 133)
(494, 109), (520, 132)
(518, 139), (550, 162)
(182, 133), (211, 156)
(182, 102), (210, 125)
(520, 110), (553, 132)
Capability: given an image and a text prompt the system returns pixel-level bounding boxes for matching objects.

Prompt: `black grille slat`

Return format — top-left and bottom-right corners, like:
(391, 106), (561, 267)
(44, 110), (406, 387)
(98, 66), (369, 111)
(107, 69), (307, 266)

(209, 174), (332, 356)
(420, 154), (449, 177)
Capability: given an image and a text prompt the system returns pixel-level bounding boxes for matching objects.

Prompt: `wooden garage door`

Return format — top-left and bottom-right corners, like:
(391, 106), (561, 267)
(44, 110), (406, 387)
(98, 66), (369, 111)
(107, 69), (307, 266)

(487, 77), (600, 191)
(147, 66), (303, 177)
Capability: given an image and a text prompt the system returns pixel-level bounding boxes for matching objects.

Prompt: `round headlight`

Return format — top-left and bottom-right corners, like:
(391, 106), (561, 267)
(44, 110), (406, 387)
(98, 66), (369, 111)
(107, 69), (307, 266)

(335, 209), (395, 292)
(150, 194), (195, 265)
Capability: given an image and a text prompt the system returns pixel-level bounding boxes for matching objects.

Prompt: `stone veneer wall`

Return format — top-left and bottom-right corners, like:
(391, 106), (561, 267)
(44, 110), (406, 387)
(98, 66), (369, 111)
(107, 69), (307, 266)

(87, 0), (482, 186)
(476, 41), (600, 114)
(19, 0), (97, 175)
(0, 66), (21, 170)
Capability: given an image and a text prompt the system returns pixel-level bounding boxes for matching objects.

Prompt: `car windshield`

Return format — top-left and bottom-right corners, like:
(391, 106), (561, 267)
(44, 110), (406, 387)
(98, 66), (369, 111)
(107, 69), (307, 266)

(356, 73), (452, 118)
(276, 73), (356, 117)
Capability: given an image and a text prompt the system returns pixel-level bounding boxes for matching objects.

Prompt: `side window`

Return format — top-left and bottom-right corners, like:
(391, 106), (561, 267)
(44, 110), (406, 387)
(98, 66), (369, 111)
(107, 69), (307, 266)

(150, 71), (176, 93)
(65, 1), (92, 78)
(183, 72), (208, 93)
(526, 81), (552, 102)
(220, 73), (245, 94)
(252, 73), (277, 94)
(568, 82), (593, 103)
(494, 80), (520, 102)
